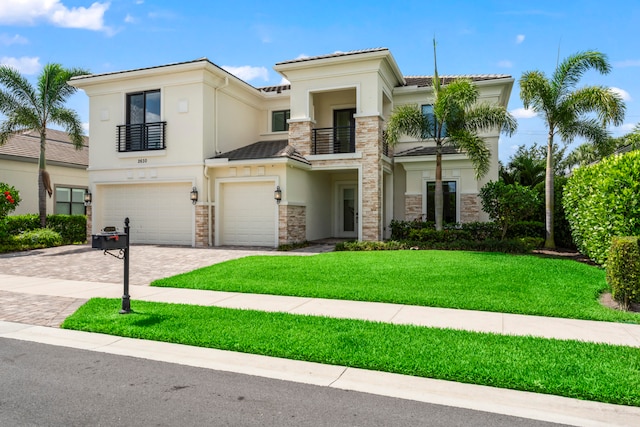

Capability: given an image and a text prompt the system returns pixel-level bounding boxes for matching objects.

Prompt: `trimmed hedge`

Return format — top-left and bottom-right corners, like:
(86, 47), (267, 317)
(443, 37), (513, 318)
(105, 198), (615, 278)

(606, 237), (640, 309)
(12, 228), (63, 250)
(389, 220), (544, 242)
(335, 238), (543, 253)
(4, 214), (86, 245)
(563, 151), (640, 265)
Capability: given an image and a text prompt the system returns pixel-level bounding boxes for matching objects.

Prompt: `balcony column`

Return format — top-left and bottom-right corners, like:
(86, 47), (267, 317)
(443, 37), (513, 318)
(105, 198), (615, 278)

(288, 120), (313, 156)
(356, 115), (384, 241)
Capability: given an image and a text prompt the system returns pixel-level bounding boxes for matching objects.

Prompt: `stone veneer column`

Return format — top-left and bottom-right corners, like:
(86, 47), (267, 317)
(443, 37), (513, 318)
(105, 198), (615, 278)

(356, 116), (383, 241)
(404, 195), (423, 221)
(278, 205), (306, 245)
(194, 205), (209, 247)
(288, 121), (313, 156)
(85, 205), (92, 243)
(460, 194), (481, 223)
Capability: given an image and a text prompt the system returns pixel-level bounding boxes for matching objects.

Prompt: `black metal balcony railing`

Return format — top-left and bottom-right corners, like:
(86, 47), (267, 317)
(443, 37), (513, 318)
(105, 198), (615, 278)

(117, 122), (166, 152)
(312, 126), (355, 155)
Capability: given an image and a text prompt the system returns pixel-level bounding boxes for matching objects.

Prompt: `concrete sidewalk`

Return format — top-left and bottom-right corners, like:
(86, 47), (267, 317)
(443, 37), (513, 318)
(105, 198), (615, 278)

(1, 272), (640, 426)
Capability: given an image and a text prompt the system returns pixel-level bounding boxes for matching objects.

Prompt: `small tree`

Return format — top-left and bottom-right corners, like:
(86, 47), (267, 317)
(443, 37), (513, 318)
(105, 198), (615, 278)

(479, 181), (540, 240)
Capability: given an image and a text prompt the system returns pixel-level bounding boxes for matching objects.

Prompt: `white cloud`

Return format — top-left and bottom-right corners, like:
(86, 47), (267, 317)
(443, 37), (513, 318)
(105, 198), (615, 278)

(614, 59), (640, 68)
(124, 14), (136, 24)
(0, 56), (41, 74)
(222, 65), (269, 82)
(0, 0), (111, 32)
(516, 34), (525, 44)
(610, 87), (631, 101)
(497, 60), (513, 68)
(295, 53), (310, 60)
(510, 107), (537, 119)
(0, 33), (28, 45)
(618, 123), (636, 133)
(279, 77), (290, 85)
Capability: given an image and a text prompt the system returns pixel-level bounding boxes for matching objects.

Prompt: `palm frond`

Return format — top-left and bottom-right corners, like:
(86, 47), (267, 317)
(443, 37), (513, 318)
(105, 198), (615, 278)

(463, 104), (517, 136)
(449, 129), (491, 179)
(385, 104), (428, 145)
(563, 86), (626, 127)
(552, 51), (611, 94)
(519, 70), (553, 114)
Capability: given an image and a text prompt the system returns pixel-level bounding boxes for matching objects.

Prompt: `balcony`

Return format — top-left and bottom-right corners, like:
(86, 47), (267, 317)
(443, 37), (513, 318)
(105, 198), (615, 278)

(117, 122), (166, 152)
(312, 126), (355, 155)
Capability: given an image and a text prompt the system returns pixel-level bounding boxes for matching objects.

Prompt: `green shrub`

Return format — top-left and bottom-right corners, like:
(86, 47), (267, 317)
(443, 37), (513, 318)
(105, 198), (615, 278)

(13, 228), (63, 249)
(479, 181), (540, 240)
(335, 240), (408, 251)
(46, 214), (87, 244)
(407, 228), (473, 243)
(454, 221), (501, 240)
(336, 239), (536, 254)
(389, 219), (434, 240)
(563, 151), (640, 265)
(4, 214), (40, 234)
(505, 221), (545, 239)
(606, 237), (640, 310)
(0, 182), (21, 218)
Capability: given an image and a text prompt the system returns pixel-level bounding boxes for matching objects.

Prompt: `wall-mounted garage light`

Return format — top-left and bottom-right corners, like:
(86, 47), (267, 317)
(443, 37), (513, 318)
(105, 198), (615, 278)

(190, 187), (198, 204)
(84, 190), (92, 206)
(274, 186), (282, 204)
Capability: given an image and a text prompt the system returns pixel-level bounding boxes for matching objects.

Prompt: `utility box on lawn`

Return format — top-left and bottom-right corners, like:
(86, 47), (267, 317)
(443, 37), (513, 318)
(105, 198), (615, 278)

(91, 226), (128, 250)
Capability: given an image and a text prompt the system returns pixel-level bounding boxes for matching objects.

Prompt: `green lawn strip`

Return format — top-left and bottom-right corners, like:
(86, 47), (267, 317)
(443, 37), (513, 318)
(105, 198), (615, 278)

(151, 251), (640, 324)
(62, 298), (640, 407)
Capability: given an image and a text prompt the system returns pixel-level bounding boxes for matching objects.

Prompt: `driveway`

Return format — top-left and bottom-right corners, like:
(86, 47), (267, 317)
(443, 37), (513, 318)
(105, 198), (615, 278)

(1, 243), (333, 286)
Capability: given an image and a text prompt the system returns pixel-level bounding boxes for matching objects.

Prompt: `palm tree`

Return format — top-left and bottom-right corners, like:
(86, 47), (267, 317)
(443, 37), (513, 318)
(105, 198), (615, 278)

(0, 63), (89, 227)
(520, 51), (625, 248)
(386, 41), (517, 230)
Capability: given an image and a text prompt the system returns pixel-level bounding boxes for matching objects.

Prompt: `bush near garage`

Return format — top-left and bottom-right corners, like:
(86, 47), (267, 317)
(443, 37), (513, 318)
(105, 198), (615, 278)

(563, 150), (640, 265)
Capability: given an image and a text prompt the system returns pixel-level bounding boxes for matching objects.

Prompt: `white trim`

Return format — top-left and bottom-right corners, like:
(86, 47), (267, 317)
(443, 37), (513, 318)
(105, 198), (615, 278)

(117, 150), (167, 159)
(307, 152), (362, 161)
(214, 176), (280, 248)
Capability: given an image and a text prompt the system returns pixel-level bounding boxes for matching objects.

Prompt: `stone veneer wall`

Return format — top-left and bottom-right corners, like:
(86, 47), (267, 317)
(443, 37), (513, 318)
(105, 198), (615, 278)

(356, 116), (383, 241)
(85, 205), (92, 242)
(288, 121), (312, 156)
(194, 205), (209, 247)
(278, 204), (306, 244)
(404, 195), (423, 221)
(460, 193), (481, 223)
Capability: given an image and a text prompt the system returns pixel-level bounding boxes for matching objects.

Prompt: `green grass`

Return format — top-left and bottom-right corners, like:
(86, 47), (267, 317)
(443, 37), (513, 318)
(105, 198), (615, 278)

(62, 298), (640, 407)
(152, 251), (640, 324)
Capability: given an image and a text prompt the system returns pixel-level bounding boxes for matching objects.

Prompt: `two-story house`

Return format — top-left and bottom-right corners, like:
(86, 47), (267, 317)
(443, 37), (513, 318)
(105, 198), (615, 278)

(70, 48), (513, 247)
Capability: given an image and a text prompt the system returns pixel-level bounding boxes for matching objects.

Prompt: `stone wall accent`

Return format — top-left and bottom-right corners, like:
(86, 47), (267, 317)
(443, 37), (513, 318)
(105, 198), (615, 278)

(404, 195), (423, 221)
(85, 205), (92, 242)
(460, 193), (481, 223)
(278, 204), (306, 245)
(288, 121), (312, 156)
(356, 116), (383, 241)
(194, 205), (209, 247)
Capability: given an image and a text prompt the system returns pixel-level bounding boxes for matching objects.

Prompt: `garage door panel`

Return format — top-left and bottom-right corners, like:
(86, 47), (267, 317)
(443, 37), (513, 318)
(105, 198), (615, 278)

(101, 183), (192, 245)
(220, 181), (276, 247)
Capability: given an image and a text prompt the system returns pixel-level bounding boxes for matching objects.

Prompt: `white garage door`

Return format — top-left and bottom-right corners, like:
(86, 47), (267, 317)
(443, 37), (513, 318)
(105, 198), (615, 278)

(220, 181), (277, 247)
(100, 182), (192, 245)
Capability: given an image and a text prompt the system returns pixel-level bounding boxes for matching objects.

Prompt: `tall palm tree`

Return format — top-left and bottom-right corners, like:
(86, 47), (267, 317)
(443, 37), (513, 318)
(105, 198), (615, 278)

(386, 41), (517, 230)
(0, 63), (89, 227)
(520, 51), (625, 248)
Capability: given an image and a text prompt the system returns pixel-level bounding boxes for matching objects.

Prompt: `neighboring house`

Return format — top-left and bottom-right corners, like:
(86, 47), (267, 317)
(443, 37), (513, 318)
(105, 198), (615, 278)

(70, 48), (513, 247)
(0, 129), (89, 216)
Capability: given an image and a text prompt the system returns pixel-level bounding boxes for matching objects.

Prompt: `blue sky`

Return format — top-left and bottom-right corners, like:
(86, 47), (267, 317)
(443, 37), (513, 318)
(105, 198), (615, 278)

(1, 0), (639, 162)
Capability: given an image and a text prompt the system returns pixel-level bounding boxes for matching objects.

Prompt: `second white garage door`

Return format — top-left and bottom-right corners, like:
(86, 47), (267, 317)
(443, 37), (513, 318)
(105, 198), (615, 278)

(100, 182), (193, 245)
(219, 181), (277, 247)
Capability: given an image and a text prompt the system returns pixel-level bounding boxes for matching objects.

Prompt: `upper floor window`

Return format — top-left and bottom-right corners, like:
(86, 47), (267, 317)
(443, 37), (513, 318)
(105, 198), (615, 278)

(272, 110), (290, 132)
(55, 186), (86, 215)
(422, 104), (447, 139)
(118, 89), (166, 152)
(128, 90), (161, 125)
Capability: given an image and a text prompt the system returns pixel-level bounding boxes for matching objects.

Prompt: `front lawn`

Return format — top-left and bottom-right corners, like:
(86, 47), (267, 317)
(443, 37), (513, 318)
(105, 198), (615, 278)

(152, 251), (640, 324)
(62, 298), (640, 407)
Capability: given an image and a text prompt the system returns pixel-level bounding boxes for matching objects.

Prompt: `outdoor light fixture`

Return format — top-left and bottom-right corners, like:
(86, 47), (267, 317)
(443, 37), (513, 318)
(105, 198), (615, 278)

(274, 186), (282, 203)
(84, 190), (92, 206)
(190, 187), (198, 204)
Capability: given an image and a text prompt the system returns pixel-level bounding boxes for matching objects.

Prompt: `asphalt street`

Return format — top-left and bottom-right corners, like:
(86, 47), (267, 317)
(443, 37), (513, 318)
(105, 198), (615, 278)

(0, 338), (567, 427)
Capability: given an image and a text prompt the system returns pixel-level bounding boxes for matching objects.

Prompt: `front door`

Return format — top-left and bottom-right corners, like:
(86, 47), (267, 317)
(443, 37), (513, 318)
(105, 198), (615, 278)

(333, 108), (356, 153)
(337, 183), (358, 238)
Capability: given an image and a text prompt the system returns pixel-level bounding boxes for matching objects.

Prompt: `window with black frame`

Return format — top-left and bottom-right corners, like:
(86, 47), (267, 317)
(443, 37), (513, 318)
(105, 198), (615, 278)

(422, 104), (447, 139)
(272, 110), (290, 132)
(426, 180), (457, 223)
(119, 89), (164, 151)
(55, 187), (86, 215)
